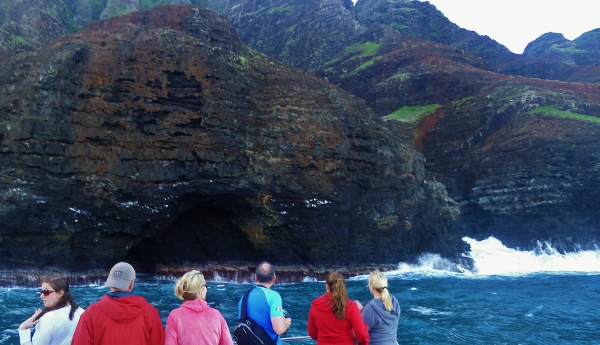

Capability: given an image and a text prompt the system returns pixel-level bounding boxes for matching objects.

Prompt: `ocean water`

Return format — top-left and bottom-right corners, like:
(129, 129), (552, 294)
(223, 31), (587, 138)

(2, 236), (600, 344)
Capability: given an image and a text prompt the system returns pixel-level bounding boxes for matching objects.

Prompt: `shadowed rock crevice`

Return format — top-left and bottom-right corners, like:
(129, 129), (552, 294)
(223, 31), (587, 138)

(124, 202), (264, 272)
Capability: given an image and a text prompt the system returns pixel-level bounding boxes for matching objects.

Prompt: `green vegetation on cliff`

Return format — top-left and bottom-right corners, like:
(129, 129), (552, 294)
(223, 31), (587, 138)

(267, 4), (293, 15)
(10, 35), (34, 48)
(347, 41), (381, 58)
(528, 105), (600, 124)
(383, 104), (440, 123)
(48, 0), (79, 32)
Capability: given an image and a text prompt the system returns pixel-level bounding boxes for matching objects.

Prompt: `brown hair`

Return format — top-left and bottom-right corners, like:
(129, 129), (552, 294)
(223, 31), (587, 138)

(37, 276), (79, 320)
(326, 272), (348, 320)
(369, 270), (393, 311)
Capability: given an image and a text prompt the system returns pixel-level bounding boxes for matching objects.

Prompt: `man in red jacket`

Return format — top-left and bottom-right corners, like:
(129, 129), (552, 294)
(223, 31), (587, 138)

(71, 262), (165, 345)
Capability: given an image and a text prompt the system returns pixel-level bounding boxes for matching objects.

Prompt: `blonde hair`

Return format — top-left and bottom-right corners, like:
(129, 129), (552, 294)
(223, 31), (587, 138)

(326, 272), (348, 320)
(174, 270), (206, 301)
(369, 270), (392, 311)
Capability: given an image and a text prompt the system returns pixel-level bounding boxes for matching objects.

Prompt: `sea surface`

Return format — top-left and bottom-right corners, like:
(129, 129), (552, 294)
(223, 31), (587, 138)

(1, 236), (600, 344)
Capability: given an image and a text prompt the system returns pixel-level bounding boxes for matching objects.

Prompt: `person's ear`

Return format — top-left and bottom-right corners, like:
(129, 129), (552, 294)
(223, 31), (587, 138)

(128, 280), (135, 292)
(272, 274), (277, 283)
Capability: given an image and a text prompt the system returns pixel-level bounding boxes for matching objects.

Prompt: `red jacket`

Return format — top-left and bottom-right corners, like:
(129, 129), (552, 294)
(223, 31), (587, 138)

(71, 294), (165, 345)
(308, 293), (369, 345)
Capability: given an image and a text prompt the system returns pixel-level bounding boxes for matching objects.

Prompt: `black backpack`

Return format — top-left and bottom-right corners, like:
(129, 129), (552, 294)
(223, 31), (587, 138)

(234, 287), (278, 345)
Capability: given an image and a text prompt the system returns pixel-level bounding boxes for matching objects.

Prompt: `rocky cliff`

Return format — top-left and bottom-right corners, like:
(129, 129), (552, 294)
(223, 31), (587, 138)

(524, 29), (600, 67)
(0, 5), (466, 272)
(1, 0), (600, 274)
(217, 0), (600, 251)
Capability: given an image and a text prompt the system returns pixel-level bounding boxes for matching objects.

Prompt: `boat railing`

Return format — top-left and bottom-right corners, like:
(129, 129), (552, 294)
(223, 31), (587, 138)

(281, 336), (313, 342)
(233, 335), (313, 344)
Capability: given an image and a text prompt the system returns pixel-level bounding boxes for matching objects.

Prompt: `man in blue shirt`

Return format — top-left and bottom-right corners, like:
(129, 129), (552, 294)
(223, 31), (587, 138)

(238, 261), (292, 344)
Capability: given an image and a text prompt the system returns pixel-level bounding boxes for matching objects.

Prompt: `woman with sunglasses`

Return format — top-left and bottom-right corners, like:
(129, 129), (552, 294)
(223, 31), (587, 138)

(165, 270), (233, 345)
(18, 276), (84, 345)
(308, 272), (369, 345)
(355, 270), (400, 345)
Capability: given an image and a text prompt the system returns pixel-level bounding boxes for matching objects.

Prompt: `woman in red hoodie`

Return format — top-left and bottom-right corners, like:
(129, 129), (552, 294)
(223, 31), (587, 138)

(308, 272), (369, 345)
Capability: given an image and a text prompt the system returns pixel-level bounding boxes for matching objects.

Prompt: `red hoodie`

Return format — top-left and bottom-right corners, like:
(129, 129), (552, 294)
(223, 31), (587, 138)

(71, 294), (165, 345)
(308, 293), (369, 345)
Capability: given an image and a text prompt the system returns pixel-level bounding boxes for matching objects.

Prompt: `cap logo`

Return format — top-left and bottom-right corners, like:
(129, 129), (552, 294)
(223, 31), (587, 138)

(113, 271), (123, 278)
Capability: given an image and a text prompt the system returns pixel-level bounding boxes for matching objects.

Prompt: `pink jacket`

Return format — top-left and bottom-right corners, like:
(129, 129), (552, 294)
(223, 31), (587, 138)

(165, 299), (233, 345)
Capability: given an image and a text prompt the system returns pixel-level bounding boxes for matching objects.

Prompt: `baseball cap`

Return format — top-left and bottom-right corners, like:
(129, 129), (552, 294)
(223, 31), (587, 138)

(105, 262), (136, 289)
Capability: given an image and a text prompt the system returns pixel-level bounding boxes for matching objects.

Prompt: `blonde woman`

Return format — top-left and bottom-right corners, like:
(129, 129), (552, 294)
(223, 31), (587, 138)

(165, 270), (233, 345)
(355, 270), (400, 345)
(308, 272), (369, 345)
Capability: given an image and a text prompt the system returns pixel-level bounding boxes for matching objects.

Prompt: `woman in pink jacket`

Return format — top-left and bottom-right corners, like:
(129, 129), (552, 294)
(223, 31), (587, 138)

(165, 270), (233, 345)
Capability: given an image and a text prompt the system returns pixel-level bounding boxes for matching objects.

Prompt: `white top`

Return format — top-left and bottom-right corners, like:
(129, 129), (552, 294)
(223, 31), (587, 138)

(19, 305), (85, 345)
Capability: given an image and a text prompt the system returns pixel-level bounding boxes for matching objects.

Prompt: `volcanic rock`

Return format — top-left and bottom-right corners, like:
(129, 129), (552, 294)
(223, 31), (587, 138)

(0, 5), (466, 272)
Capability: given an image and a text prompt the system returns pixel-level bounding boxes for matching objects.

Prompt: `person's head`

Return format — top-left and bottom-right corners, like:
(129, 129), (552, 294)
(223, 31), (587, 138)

(369, 270), (393, 311)
(255, 261), (276, 285)
(39, 276), (79, 320)
(325, 271), (348, 320)
(40, 277), (66, 310)
(174, 270), (208, 301)
(105, 262), (136, 292)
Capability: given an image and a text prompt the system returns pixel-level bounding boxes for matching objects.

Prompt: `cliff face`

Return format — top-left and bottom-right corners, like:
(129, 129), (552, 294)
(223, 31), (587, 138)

(218, 0), (600, 251)
(0, 5), (465, 271)
(1, 0), (600, 272)
(225, 0), (364, 76)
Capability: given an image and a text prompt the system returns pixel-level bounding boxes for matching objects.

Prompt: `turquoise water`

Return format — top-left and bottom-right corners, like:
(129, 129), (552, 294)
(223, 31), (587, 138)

(2, 237), (600, 344)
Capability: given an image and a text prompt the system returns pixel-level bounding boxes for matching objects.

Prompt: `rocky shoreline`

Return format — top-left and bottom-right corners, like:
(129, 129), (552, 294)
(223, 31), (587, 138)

(0, 263), (402, 287)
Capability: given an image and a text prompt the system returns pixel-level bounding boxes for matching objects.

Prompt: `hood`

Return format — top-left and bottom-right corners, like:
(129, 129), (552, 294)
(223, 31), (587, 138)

(311, 293), (336, 313)
(367, 297), (400, 325)
(181, 299), (209, 313)
(97, 295), (147, 323)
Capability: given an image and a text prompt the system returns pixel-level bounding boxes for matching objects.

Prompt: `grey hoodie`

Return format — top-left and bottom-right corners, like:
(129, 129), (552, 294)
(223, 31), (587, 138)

(361, 295), (400, 345)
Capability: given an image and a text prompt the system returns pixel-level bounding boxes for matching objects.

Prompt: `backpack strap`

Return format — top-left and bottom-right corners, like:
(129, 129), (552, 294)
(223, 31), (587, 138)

(240, 287), (255, 319)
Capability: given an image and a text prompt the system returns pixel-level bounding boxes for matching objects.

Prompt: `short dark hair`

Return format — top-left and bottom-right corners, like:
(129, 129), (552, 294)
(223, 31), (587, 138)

(255, 261), (275, 283)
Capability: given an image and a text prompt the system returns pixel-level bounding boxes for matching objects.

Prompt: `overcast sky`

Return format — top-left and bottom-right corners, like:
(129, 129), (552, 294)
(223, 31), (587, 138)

(353, 0), (600, 54)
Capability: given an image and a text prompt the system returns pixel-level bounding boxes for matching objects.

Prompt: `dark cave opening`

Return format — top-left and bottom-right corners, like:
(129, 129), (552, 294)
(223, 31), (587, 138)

(124, 206), (263, 272)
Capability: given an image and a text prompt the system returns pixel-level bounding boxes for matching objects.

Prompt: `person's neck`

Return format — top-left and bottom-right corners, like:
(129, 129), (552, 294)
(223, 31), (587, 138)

(257, 282), (273, 289)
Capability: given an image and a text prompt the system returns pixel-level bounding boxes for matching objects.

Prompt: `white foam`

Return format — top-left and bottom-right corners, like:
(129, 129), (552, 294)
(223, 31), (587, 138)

(377, 236), (600, 278)
(464, 236), (600, 275)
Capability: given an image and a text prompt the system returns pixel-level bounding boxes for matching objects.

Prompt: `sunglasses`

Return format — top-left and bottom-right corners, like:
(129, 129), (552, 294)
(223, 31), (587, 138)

(40, 289), (55, 296)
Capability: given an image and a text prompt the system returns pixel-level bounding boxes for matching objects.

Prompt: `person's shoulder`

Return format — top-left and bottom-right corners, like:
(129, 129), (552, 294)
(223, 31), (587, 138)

(81, 299), (102, 313)
(365, 298), (383, 309)
(260, 286), (281, 297)
(310, 294), (326, 307)
(139, 297), (158, 307)
(347, 299), (360, 311)
(206, 305), (225, 317)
